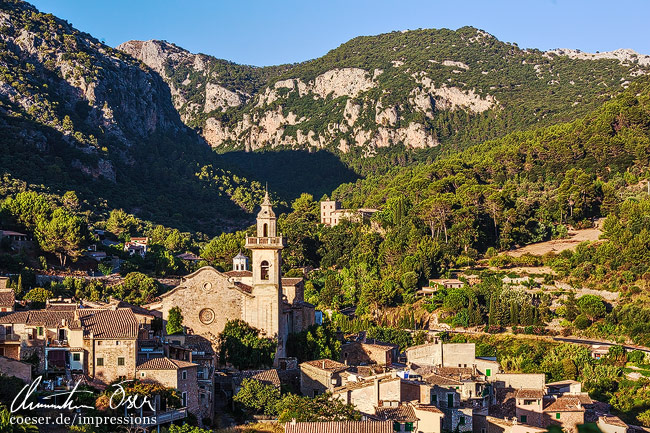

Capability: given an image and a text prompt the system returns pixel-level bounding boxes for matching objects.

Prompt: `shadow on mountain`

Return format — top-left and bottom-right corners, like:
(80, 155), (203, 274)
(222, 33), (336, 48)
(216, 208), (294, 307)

(217, 150), (360, 202)
(0, 110), (251, 235)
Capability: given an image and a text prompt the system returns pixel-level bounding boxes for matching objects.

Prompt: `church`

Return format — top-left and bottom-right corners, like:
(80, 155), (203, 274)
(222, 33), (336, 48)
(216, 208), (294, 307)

(147, 193), (315, 358)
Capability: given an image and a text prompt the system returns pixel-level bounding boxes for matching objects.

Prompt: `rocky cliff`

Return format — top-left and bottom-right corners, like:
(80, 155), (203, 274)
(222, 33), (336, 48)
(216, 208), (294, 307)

(119, 28), (650, 161)
(0, 0), (267, 233)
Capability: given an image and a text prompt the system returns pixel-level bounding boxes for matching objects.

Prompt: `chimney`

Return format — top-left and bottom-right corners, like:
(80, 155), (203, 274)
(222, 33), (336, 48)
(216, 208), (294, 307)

(374, 378), (381, 407)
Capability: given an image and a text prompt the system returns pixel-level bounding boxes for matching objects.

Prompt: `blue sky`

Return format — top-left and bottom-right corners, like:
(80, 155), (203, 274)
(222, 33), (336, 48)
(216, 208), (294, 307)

(29, 0), (649, 66)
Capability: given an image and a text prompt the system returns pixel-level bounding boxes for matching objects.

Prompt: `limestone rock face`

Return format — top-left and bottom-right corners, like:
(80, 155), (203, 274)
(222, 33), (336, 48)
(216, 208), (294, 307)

(204, 83), (242, 112)
(312, 68), (375, 99)
(115, 26), (648, 158)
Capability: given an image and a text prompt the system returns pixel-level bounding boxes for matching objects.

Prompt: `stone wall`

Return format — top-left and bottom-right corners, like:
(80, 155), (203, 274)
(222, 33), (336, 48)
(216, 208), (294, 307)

(0, 355), (31, 382)
(442, 343), (476, 367)
(87, 338), (137, 383)
(157, 268), (246, 341)
(546, 410), (584, 433)
(340, 342), (394, 366)
(300, 364), (337, 397)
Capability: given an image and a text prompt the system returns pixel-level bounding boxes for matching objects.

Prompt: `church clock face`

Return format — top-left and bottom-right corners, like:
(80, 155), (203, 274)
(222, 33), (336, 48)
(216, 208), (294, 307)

(199, 308), (215, 325)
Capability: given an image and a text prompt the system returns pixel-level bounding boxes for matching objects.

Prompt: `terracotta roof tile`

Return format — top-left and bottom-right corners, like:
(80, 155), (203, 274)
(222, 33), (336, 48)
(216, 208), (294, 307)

(543, 396), (584, 412)
(0, 311), (29, 324)
(233, 281), (253, 293)
(136, 357), (197, 370)
(373, 405), (417, 422)
(0, 290), (14, 308)
(415, 404), (444, 414)
(282, 277), (303, 286)
(225, 270), (252, 278)
(79, 308), (139, 339)
(284, 421), (392, 433)
(301, 359), (348, 372)
(600, 416), (628, 427)
(252, 369), (282, 388)
(516, 389), (544, 399)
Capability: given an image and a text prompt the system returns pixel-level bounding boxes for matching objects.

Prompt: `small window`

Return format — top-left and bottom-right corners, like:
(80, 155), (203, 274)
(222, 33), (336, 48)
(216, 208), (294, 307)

(556, 413), (561, 420)
(118, 357), (125, 366)
(521, 415), (527, 423)
(181, 392), (187, 407)
(96, 357), (104, 366)
(405, 422), (413, 431)
(116, 341), (120, 345)
(38, 327), (43, 336)
(72, 353), (80, 362)
(141, 372), (146, 377)
(97, 341), (102, 346)
(459, 417), (465, 425)
(393, 421), (401, 432)
(182, 371), (187, 380)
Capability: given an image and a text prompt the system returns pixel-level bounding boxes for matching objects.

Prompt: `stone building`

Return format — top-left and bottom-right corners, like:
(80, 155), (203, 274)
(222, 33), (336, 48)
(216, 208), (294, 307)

(320, 200), (378, 227)
(0, 307), (143, 383)
(340, 341), (398, 366)
(332, 376), (430, 414)
(136, 357), (199, 416)
(147, 193), (314, 359)
(300, 359), (349, 397)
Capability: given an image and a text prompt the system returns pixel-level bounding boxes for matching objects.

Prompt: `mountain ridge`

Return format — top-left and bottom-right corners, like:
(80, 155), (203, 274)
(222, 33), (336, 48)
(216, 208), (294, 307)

(118, 28), (650, 171)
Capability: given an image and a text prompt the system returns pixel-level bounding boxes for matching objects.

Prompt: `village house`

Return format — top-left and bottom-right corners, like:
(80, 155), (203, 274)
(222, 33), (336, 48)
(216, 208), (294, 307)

(300, 358), (350, 397)
(0, 230), (29, 250)
(124, 237), (149, 258)
(136, 357), (200, 416)
(597, 415), (629, 433)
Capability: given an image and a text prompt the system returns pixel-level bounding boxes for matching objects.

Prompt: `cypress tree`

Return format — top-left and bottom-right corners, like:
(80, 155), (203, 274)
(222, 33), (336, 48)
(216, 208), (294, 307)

(488, 295), (496, 326)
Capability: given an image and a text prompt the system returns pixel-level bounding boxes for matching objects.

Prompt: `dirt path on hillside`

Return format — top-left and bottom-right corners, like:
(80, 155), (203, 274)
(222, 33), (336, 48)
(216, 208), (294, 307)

(506, 221), (603, 257)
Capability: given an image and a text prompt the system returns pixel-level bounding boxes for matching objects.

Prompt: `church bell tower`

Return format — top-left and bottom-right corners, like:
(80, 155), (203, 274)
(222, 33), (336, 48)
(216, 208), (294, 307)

(244, 191), (286, 356)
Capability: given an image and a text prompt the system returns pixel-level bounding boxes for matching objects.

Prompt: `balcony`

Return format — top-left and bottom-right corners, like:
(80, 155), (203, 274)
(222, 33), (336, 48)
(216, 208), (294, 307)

(141, 408), (187, 427)
(245, 236), (284, 248)
(48, 339), (69, 347)
(0, 333), (20, 343)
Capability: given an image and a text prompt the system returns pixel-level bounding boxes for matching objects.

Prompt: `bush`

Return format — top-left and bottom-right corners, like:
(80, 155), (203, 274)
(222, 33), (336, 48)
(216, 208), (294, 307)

(627, 350), (646, 364)
(574, 314), (591, 330)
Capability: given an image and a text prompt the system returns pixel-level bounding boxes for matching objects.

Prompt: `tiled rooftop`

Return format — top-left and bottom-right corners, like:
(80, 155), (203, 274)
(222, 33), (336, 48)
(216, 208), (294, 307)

(136, 357), (197, 370)
(285, 421), (392, 433)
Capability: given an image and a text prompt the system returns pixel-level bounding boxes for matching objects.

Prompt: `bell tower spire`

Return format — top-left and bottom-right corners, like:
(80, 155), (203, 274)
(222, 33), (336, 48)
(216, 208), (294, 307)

(244, 193), (286, 358)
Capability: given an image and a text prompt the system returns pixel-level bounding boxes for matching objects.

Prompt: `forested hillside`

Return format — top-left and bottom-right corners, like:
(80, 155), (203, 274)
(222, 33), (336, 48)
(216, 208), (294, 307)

(0, 0), (278, 234)
(120, 28), (649, 173)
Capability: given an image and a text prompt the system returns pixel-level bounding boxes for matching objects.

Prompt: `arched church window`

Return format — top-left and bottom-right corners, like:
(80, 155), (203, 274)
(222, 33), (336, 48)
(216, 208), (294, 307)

(263, 223), (268, 237)
(261, 260), (269, 280)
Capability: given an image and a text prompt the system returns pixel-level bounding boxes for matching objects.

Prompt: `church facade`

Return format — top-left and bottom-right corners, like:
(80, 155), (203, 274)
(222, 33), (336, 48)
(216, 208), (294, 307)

(147, 193), (315, 359)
